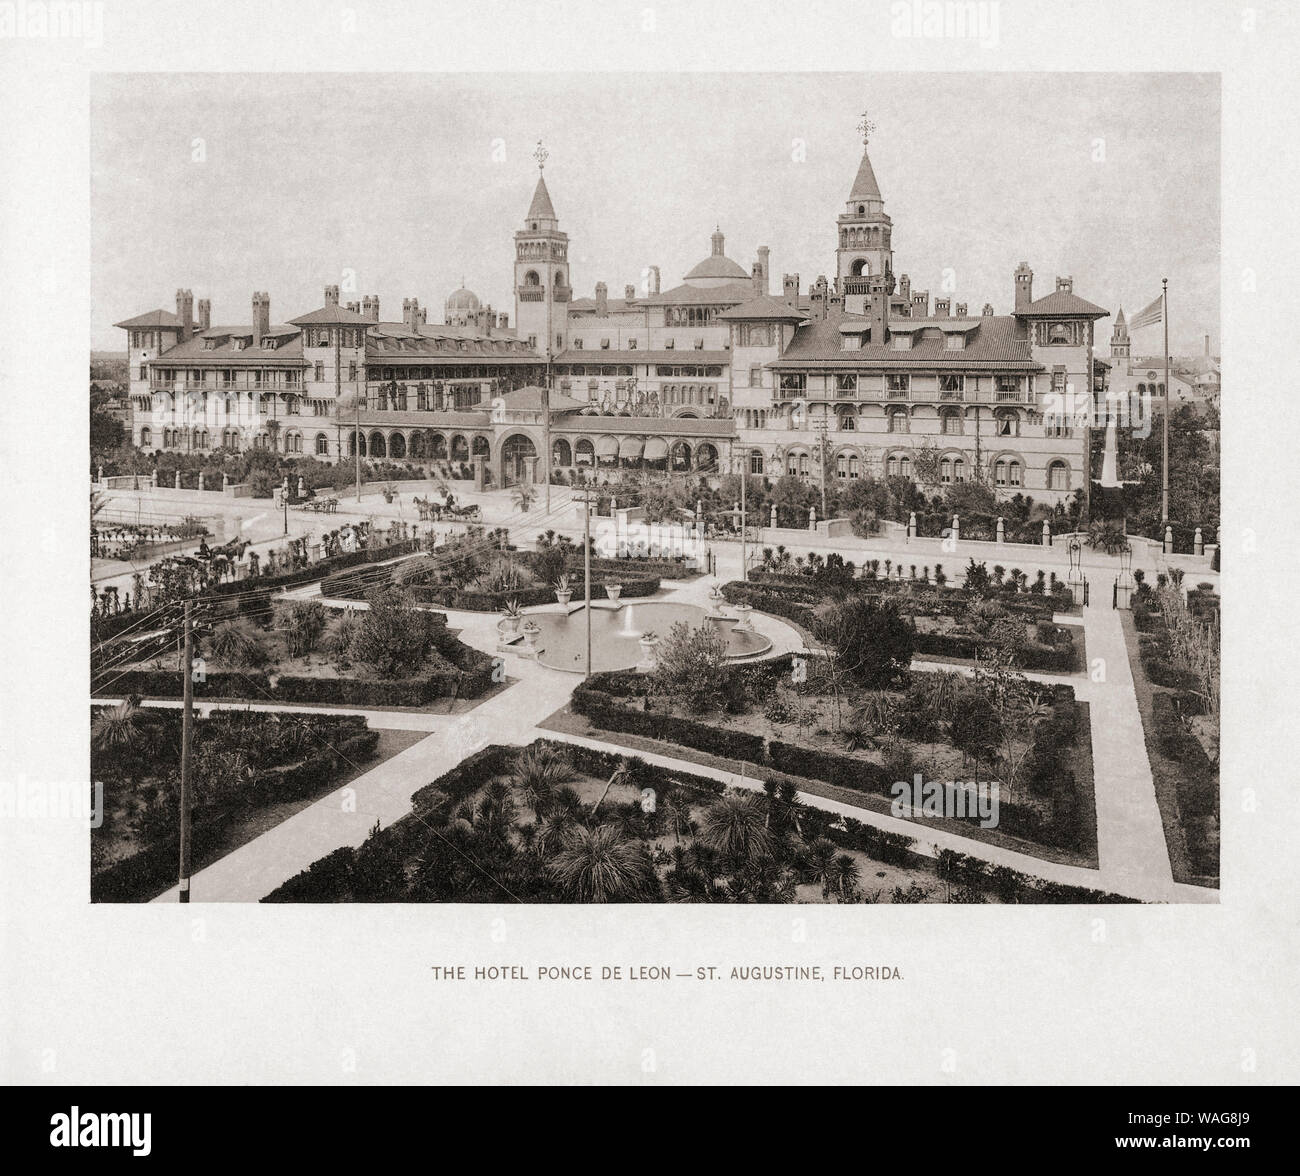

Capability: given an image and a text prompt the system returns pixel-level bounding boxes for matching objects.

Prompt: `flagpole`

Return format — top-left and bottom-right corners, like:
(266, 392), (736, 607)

(1161, 277), (1169, 528)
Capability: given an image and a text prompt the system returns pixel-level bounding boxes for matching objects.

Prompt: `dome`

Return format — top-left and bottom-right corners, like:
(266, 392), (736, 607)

(683, 255), (750, 282)
(446, 287), (481, 311)
(683, 227), (750, 287)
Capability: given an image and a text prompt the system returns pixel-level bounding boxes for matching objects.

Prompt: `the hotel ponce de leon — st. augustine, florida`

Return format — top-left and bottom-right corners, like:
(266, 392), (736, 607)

(115, 122), (1121, 502)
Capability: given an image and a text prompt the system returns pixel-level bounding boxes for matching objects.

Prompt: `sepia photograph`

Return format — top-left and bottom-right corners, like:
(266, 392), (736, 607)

(89, 71), (1220, 907)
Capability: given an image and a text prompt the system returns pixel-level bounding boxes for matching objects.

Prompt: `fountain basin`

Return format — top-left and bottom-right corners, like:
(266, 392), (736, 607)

(532, 601), (771, 673)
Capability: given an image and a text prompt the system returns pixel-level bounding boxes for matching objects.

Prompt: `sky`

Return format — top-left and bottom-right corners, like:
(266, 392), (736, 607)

(90, 71), (1220, 355)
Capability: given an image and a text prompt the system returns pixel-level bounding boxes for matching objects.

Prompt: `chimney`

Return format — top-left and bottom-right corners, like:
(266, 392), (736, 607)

(176, 288), (193, 342)
(899, 273), (911, 300)
(868, 287), (889, 345)
(362, 295), (379, 322)
(624, 284), (636, 304)
(935, 297), (951, 318)
(1055, 276), (1073, 294)
(757, 246), (770, 295)
(783, 273), (800, 303)
(325, 284), (339, 307)
(346, 301), (360, 313)
(1014, 262), (1034, 312)
(1205, 333), (1210, 356)
(482, 305), (491, 336)
(252, 291), (269, 346)
(751, 262), (763, 297)
(419, 306), (427, 325)
(648, 265), (661, 295)
(403, 297), (421, 332)
(197, 298), (211, 331)
(982, 303), (994, 316)
(498, 312), (509, 330)
(955, 302), (967, 318)
(595, 282), (608, 317)
(912, 291), (929, 317)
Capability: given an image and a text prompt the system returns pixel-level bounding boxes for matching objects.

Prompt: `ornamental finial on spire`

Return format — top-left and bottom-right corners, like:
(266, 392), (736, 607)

(533, 140), (549, 172)
(857, 110), (877, 145)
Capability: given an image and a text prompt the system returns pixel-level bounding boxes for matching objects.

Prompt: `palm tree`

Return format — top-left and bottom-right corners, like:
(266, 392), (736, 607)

(91, 696), (146, 755)
(807, 838), (837, 897)
(831, 854), (862, 901)
(697, 792), (773, 867)
(661, 791), (695, 844)
(512, 483), (537, 514)
(547, 824), (656, 902)
(510, 744), (575, 818)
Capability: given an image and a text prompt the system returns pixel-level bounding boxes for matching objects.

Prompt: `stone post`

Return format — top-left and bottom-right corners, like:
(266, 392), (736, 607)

(96, 465), (103, 484)
(996, 516), (1005, 543)
(907, 510), (916, 539)
(1042, 519), (1052, 546)
(1164, 525), (1174, 554)
(472, 454), (486, 492)
(222, 472), (229, 492)
(174, 470), (182, 490)
(150, 471), (157, 489)
(1193, 527), (1204, 556)
(809, 506), (817, 530)
(951, 513), (960, 543)
(770, 504), (777, 529)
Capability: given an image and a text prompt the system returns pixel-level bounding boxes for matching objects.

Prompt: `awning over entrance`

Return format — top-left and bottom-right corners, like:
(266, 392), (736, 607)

(596, 435), (620, 459)
(618, 436), (645, 460)
(643, 437), (668, 461)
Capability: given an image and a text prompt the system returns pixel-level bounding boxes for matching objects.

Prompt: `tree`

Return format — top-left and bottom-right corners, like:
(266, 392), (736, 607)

(512, 483), (537, 513)
(207, 619), (270, 668)
(697, 792), (773, 868)
(274, 600), (327, 658)
(349, 586), (436, 679)
(651, 620), (728, 710)
(813, 596), (915, 691)
(91, 697), (147, 755)
(510, 743), (576, 819)
(547, 824), (658, 902)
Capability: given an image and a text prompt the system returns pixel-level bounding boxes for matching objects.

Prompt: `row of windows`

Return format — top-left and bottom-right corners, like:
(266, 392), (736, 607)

(570, 338), (711, 352)
(140, 427), (331, 455)
(780, 372), (1026, 396)
(748, 449), (1067, 490)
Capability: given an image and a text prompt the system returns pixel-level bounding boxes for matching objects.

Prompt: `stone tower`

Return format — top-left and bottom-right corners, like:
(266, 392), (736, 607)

(513, 142), (570, 358)
(836, 114), (894, 312)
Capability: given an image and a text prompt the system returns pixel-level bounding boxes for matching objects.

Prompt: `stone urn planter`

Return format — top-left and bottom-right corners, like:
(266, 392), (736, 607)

(732, 602), (754, 632)
(606, 583), (623, 602)
(555, 588), (573, 608)
(521, 620), (541, 653)
(708, 583), (724, 602)
(500, 600), (523, 635)
(638, 632), (660, 667)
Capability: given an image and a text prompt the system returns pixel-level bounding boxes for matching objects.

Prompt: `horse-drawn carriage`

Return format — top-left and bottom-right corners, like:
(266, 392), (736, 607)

(412, 492), (480, 522)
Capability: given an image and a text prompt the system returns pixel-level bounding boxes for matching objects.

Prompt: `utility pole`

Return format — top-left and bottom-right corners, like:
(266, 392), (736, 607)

(178, 599), (194, 904)
(576, 488), (592, 678)
(816, 413), (829, 520)
(739, 449), (747, 582)
(1161, 277), (1170, 527)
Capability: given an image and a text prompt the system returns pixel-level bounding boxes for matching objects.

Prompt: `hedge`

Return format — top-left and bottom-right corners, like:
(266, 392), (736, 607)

(92, 810), (234, 903)
(572, 685), (768, 764)
(264, 737), (1135, 905)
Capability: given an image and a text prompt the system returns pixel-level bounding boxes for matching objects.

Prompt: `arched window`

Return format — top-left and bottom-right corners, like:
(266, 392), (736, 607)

(995, 409), (1019, 437)
(899, 455), (910, 479)
(798, 453), (810, 477)
(836, 453), (848, 479)
(1048, 322), (1072, 344)
(139, 427), (152, 447)
(848, 455), (860, 479)
(940, 457), (952, 484)
(953, 457), (966, 483)
(524, 270), (540, 287)
(749, 450), (764, 475)
(888, 407), (908, 433)
(1008, 460), (1022, 487)
(1048, 460), (1069, 490)
(315, 433), (329, 456)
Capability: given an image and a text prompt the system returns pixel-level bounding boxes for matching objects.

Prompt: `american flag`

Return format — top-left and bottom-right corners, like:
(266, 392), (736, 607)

(1129, 293), (1163, 330)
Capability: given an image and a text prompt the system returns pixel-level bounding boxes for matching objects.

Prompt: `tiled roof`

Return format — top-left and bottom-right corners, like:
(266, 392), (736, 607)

(366, 329), (539, 359)
(153, 329), (306, 363)
(289, 305), (375, 326)
(769, 312), (1043, 371)
(1016, 290), (1110, 318)
(554, 350), (730, 365)
(115, 309), (181, 329)
(495, 385), (589, 413)
(717, 296), (810, 322)
(569, 281), (758, 312)
(526, 174), (557, 222)
(848, 148), (883, 202)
